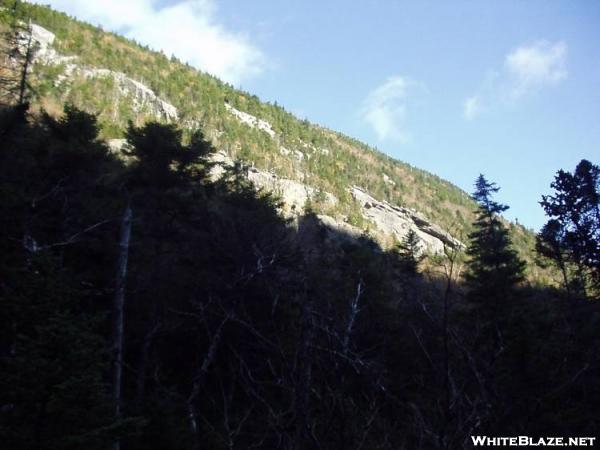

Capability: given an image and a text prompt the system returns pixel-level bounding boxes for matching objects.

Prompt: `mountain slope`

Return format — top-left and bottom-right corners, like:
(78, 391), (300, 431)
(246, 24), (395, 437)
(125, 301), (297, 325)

(0, 1), (546, 279)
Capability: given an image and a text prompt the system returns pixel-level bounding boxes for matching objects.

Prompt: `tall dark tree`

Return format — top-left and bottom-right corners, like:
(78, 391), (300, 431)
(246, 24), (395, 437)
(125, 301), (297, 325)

(0, 105), (129, 449)
(465, 175), (525, 309)
(396, 229), (425, 275)
(537, 159), (600, 297)
(0, 1), (35, 106)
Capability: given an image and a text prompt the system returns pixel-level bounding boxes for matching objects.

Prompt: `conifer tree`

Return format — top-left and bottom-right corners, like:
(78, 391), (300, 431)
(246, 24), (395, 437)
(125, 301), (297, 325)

(396, 229), (424, 275)
(537, 159), (599, 297)
(465, 175), (525, 308)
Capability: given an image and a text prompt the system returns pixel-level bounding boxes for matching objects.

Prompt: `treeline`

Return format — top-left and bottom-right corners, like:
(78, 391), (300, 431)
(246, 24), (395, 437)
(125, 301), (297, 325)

(1, 103), (599, 449)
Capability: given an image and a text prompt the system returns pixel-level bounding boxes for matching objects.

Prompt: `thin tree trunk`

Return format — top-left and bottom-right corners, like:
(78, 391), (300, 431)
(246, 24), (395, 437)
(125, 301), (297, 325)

(342, 278), (363, 355)
(135, 317), (160, 407)
(112, 201), (132, 450)
(188, 311), (231, 450)
(18, 20), (33, 106)
(440, 268), (452, 449)
(294, 285), (315, 448)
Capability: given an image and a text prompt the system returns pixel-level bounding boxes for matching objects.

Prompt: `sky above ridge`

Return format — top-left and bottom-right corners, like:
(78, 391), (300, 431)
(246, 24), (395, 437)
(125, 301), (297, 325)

(29, 0), (600, 230)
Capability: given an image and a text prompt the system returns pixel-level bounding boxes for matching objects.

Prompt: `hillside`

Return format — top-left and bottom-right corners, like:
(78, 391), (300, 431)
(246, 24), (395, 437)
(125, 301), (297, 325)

(0, 1), (545, 280)
(3, 3), (600, 449)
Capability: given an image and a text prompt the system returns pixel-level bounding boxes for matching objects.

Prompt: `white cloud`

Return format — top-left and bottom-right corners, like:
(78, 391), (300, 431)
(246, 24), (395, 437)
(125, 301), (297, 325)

(463, 40), (567, 119)
(463, 95), (483, 120)
(28, 0), (266, 85)
(362, 76), (421, 142)
(505, 41), (567, 99)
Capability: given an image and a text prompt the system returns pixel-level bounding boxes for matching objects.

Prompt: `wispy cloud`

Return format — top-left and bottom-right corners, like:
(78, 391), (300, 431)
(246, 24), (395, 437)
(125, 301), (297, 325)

(28, 0), (266, 86)
(505, 41), (567, 99)
(464, 40), (567, 119)
(362, 76), (422, 142)
(463, 95), (483, 120)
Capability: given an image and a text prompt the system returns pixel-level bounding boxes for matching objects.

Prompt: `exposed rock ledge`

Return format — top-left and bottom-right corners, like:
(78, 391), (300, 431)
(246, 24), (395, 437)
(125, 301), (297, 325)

(23, 23), (462, 255)
(209, 151), (336, 215)
(23, 23), (178, 122)
(350, 186), (463, 253)
(224, 103), (275, 138)
(78, 68), (178, 121)
(208, 151), (461, 254)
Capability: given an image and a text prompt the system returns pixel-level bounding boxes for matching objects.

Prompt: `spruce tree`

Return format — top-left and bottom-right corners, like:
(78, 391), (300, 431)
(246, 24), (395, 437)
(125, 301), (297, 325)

(537, 159), (599, 297)
(396, 229), (424, 275)
(465, 175), (525, 309)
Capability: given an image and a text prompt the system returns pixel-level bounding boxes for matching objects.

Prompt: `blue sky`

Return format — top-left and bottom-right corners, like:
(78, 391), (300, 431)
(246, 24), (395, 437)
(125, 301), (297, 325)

(32, 0), (600, 230)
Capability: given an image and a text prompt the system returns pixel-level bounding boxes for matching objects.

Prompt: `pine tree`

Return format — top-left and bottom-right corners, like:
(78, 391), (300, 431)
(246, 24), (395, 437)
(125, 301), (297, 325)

(537, 159), (600, 297)
(465, 175), (525, 309)
(396, 229), (424, 275)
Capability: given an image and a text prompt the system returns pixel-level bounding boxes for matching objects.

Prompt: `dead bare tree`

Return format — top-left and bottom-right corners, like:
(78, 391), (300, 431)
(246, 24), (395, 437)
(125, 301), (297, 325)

(112, 199), (132, 450)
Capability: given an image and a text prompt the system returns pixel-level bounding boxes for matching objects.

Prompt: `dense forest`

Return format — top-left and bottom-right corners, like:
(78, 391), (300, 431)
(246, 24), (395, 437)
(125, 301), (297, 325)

(1, 2), (600, 449)
(0, 0), (547, 280)
(1, 102), (599, 448)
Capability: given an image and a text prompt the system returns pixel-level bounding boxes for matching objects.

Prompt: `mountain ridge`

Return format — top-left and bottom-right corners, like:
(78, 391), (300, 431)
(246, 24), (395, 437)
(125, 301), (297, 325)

(0, 0), (546, 279)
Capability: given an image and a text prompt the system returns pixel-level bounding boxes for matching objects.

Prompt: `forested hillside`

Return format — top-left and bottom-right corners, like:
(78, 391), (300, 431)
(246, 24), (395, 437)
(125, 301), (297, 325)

(1, 2), (599, 449)
(0, 0), (547, 280)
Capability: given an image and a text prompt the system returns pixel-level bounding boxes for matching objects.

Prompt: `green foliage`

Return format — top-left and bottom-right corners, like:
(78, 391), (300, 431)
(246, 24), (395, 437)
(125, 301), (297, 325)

(537, 159), (600, 297)
(0, 104), (130, 449)
(465, 175), (525, 306)
(0, 1), (34, 105)
(0, 0), (517, 264)
(125, 121), (212, 189)
(1, 103), (599, 450)
(395, 229), (425, 274)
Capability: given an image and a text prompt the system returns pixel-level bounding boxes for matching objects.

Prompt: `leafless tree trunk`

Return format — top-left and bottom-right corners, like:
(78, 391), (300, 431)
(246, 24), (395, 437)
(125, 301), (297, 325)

(1, 2), (34, 106)
(112, 200), (132, 450)
(135, 317), (160, 406)
(17, 20), (33, 106)
(188, 310), (231, 450)
(342, 277), (363, 355)
(294, 282), (316, 449)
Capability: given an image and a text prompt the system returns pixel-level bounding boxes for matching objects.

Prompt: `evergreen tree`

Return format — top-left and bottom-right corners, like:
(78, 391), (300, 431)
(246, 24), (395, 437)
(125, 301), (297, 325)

(465, 175), (525, 308)
(537, 159), (600, 297)
(396, 229), (424, 274)
(0, 105), (131, 449)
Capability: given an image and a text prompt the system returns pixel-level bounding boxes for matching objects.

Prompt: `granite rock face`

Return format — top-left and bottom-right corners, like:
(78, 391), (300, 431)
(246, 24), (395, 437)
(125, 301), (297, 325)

(24, 23), (462, 255)
(224, 103), (275, 138)
(208, 151), (336, 215)
(207, 152), (462, 253)
(350, 186), (463, 253)
(78, 68), (178, 121)
(22, 23), (178, 122)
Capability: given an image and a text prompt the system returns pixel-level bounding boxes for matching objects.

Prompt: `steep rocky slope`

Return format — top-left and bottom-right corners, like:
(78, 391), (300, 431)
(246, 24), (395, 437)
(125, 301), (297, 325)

(1, 2), (543, 268)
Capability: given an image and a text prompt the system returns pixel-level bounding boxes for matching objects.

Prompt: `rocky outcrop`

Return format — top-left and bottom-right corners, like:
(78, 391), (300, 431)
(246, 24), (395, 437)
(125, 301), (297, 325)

(350, 186), (463, 253)
(247, 167), (337, 214)
(26, 24), (77, 67)
(208, 151), (336, 215)
(382, 173), (396, 186)
(22, 23), (178, 122)
(224, 103), (275, 138)
(79, 68), (178, 121)
(22, 22), (462, 255)
(207, 151), (460, 253)
(315, 214), (363, 243)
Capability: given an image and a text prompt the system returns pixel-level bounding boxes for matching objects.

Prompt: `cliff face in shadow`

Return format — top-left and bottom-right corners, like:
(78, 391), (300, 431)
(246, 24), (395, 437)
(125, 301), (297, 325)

(2, 107), (598, 449)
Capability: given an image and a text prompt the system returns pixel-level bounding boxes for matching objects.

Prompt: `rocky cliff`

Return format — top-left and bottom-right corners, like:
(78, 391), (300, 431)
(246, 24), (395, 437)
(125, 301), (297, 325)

(20, 23), (178, 121)
(19, 21), (464, 255)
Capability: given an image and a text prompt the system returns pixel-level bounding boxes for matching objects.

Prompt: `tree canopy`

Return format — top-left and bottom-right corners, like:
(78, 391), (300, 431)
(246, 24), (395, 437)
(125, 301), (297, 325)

(537, 159), (600, 298)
